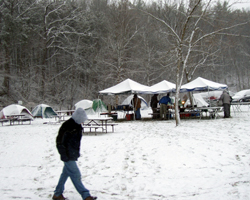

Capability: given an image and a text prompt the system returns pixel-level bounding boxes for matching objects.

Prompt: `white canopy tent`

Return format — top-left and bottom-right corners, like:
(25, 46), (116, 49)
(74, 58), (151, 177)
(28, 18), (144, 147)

(180, 77), (228, 107)
(140, 80), (176, 94)
(99, 78), (150, 95)
(180, 77), (228, 92)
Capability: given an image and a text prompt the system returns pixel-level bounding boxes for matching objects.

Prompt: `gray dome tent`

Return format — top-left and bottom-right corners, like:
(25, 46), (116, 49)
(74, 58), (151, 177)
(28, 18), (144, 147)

(32, 104), (57, 118)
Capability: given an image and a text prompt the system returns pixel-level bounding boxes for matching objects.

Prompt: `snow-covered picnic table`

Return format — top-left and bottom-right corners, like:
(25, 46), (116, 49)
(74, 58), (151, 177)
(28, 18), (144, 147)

(82, 117), (117, 134)
(0, 114), (32, 125)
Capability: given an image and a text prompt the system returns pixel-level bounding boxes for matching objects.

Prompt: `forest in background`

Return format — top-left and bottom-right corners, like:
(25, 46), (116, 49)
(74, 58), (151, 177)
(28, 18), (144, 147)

(1, 0), (250, 110)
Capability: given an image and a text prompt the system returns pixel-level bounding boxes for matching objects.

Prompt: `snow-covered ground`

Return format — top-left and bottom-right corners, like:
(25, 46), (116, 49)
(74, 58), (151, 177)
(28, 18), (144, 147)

(0, 106), (250, 200)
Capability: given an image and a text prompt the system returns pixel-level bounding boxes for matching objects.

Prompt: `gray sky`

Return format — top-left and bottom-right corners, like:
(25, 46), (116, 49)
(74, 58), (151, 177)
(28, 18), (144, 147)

(143, 0), (250, 10)
(228, 0), (250, 10)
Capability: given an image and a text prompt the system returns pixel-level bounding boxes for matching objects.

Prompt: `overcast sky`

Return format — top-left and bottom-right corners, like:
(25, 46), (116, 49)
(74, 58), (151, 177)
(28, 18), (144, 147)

(228, 0), (250, 10)
(143, 0), (250, 10)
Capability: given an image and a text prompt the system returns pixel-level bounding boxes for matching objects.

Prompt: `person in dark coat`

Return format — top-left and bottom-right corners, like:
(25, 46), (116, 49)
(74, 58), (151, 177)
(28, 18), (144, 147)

(150, 94), (159, 119)
(52, 108), (97, 200)
(131, 94), (141, 120)
(219, 90), (232, 118)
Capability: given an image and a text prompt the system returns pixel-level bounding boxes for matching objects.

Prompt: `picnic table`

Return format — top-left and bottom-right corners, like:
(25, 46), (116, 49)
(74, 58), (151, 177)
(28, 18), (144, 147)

(55, 110), (75, 122)
(148, 106), (223, 120)
(182, 106), (223, 119)
(82, 117), (117, 134)
(1, 114), (33, 125)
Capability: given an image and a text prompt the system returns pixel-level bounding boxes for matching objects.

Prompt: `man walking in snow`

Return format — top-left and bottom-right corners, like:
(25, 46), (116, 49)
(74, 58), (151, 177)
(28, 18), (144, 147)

(52, 108), (97, 200)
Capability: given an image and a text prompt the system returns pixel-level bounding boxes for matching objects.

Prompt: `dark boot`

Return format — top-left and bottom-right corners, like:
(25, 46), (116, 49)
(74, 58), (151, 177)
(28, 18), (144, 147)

(85, 196), (97, 200)
(52, 194), (66, 200)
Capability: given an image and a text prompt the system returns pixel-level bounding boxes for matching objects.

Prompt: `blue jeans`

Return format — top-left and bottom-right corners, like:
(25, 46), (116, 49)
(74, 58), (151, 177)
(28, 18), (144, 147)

(54, 161), (90, 199)
(135, 108), (141, 120)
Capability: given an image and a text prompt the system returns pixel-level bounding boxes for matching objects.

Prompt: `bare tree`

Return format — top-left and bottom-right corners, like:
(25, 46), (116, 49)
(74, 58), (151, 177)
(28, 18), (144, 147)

(138, 0), (248, 126)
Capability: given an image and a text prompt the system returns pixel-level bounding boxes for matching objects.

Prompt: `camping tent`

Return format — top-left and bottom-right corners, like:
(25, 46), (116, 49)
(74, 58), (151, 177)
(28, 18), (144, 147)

(0, 104), (33, 119)
(141, 80), (176, 94)
(75, 99), (95, 115)
(99, 78), (150, 95)
(92, 99), (108, 113)
(31, 104), (57, 118)
(75, 100), (93, 110)
(74, 99), (107, 115)
(180, 77), (228, 92)
(121, 95), (149, 110)
(184, 93), (209, 107)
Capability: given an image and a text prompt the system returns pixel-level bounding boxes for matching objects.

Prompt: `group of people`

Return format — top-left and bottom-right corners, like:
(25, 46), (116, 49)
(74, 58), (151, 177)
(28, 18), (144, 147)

(150, 90), (232, 119)
(131, 93), (173, 120)
(132, 90), (232, 120)
(150, 93), (173, 119)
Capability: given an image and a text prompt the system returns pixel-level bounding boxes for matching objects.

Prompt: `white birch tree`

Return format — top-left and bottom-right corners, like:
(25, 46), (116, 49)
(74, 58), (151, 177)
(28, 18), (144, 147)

(139, 0), (248, 126)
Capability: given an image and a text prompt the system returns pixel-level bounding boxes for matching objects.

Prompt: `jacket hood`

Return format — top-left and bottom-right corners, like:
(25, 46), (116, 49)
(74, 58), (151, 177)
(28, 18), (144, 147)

(72, 108), (88, 124)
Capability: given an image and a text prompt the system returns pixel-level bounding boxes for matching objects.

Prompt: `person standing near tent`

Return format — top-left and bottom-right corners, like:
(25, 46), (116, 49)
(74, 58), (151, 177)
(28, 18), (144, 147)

(219, 90), (232, 118)
(52, 108), (97, 200)
(131, 94), (141, 120)
(150, 94), (159, 119)
(159, 93), (173, 120)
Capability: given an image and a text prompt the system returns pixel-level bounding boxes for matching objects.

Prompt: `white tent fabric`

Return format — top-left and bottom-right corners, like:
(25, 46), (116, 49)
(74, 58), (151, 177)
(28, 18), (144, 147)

(0, 104), (33, 119)
(184, 93), (209, 107)
(75, 100), (93, 110)
(180, 77), (228, 92)
(99, 78), (150, 95)
(75, 100), (95, 115)
(74, 99), (108, 115)
(142, 80), (176, 94)
(121, 95), (149, 110)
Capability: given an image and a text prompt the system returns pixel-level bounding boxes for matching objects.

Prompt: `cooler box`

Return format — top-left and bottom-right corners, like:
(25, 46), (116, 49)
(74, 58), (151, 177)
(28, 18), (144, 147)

(126, 114), (134, 120)
(111, 113), (118, 121)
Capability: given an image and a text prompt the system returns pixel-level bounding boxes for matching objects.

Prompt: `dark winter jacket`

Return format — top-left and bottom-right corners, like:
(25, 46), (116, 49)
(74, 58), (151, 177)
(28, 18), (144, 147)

(219, 91), (232, 105)
(56, 108), (88, 162)
(150, 95), (159, 108)
(131, 95), (141, 111)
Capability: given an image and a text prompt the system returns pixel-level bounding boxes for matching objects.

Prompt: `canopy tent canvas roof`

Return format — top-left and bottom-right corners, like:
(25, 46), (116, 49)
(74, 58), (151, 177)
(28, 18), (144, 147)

(121, 95), (149, 110)
(31, 104), (57, 118)
(142, 80), (176, 94)
(99, 78), (150, 95)
(0, 104), (33, 119)
(180, 77), (228, 92)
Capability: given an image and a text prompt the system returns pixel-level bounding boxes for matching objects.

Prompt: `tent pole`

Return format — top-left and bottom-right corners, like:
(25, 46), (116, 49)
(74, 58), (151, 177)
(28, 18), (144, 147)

(132, 93), (136, 121)
(97, 95), (100, 117)
(208, 88), (211, 107)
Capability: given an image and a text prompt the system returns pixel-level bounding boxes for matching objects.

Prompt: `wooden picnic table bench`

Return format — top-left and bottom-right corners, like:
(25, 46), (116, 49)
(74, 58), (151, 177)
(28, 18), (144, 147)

(1, 115), (33, 126)
(17, 117), (33, 124)
(0, 119), (10, 126)
(82, 117), (118, 134)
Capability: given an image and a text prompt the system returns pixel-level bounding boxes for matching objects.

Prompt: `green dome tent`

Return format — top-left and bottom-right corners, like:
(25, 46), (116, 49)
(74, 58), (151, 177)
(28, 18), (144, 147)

(32, 104), (57, 118)
(74, 99), (107, 115)
(92, 99), (107, 113)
